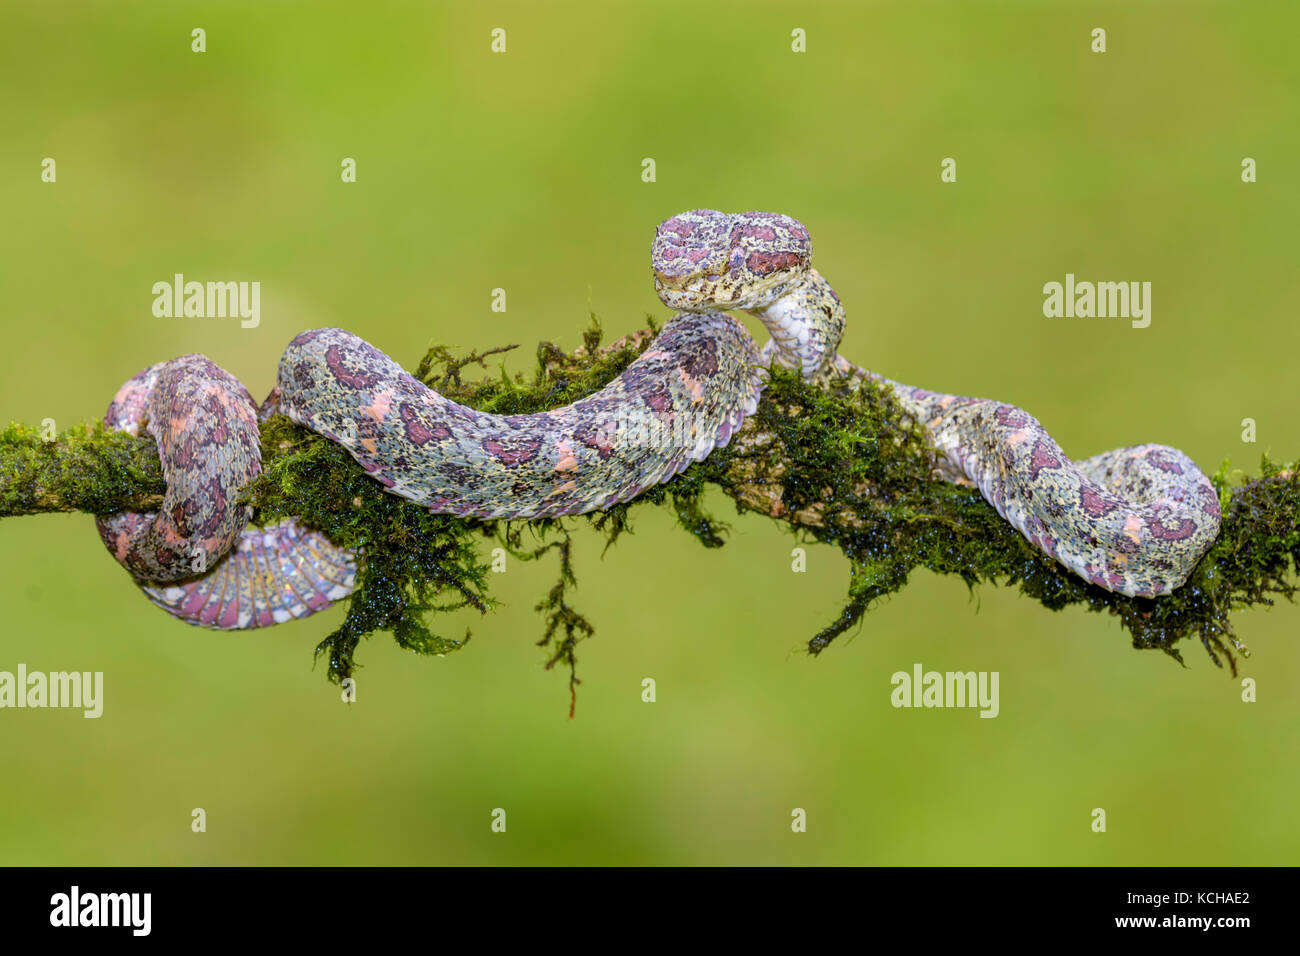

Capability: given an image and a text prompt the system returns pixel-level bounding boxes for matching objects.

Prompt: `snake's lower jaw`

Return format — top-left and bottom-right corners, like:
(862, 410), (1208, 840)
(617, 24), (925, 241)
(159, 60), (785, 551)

(655, 271), (800, 314)
(653, 275), (719, 311)
(97, 205), (1219, 634)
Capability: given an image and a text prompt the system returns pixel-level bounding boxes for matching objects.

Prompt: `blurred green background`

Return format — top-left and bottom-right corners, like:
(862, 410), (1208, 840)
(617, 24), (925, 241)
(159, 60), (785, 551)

(1, 0), (1297, 865)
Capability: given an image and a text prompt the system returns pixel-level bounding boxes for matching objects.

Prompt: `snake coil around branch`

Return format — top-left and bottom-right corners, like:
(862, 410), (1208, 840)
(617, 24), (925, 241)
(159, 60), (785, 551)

(3, 210), (1297, 682)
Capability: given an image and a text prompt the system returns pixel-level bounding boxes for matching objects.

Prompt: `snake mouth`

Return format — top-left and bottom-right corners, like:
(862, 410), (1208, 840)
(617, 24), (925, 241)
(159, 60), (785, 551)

(654, 269), (797, 311)
(652, 270), (722, 291)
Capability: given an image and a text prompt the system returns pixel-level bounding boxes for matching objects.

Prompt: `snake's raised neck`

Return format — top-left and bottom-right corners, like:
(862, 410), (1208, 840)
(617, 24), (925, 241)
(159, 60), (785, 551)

(651, 210), (847, 382)
(97, 208), (1222, 630)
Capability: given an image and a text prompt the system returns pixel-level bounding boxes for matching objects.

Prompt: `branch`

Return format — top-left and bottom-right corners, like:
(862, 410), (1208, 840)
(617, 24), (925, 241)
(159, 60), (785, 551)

(2, 422), (165, 515)
(4, 319), (1297, 693)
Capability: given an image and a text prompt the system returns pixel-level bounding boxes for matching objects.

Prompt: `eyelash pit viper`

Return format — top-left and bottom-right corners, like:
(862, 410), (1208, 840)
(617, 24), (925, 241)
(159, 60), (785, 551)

(95, 210), (1221, 628)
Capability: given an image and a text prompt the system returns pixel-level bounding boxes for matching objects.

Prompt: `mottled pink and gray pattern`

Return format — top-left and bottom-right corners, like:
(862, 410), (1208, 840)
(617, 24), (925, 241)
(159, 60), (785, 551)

(96, 356), (262, 581)
(99, 209), (1220, 630)
(97, 356), (355, 629)
(100, 309), (763, 628)
(862, 378), (1222, 596)
(268, 311), (764, 519)
(650, 209), (1220, 597)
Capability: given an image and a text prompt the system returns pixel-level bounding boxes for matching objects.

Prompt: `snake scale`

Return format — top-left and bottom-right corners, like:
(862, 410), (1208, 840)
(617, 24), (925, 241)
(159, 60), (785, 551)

(97, 210), (1221, 628)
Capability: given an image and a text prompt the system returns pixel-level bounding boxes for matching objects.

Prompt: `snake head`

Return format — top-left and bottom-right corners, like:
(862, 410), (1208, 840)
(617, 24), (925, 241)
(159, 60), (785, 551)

(652, 210), (811, 311)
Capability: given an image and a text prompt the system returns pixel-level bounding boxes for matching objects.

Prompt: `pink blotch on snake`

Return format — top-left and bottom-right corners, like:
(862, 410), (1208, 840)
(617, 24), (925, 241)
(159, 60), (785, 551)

(97, 210), (1221, 629)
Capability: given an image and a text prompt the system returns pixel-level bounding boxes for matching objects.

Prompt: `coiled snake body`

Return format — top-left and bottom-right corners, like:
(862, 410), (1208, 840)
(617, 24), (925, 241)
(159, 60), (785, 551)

(98, 211), (1220, 627)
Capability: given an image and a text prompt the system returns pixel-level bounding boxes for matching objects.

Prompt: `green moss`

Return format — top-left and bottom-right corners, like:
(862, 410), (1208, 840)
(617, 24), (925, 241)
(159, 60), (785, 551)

(0, 421), (164, 516)
(6, 319), (1298, 692)
(243, 316), (661, 688)
(251, 415), (489, 683)
(692, 370), (1299, 673)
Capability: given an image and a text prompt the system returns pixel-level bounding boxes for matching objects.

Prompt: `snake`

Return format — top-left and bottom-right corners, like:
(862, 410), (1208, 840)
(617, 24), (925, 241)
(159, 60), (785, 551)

(96, 210), (1221, 628)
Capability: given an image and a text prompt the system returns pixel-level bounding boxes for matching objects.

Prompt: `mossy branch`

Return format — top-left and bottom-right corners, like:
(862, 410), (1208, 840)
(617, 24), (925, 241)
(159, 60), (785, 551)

(4, 318), (1297, 697)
